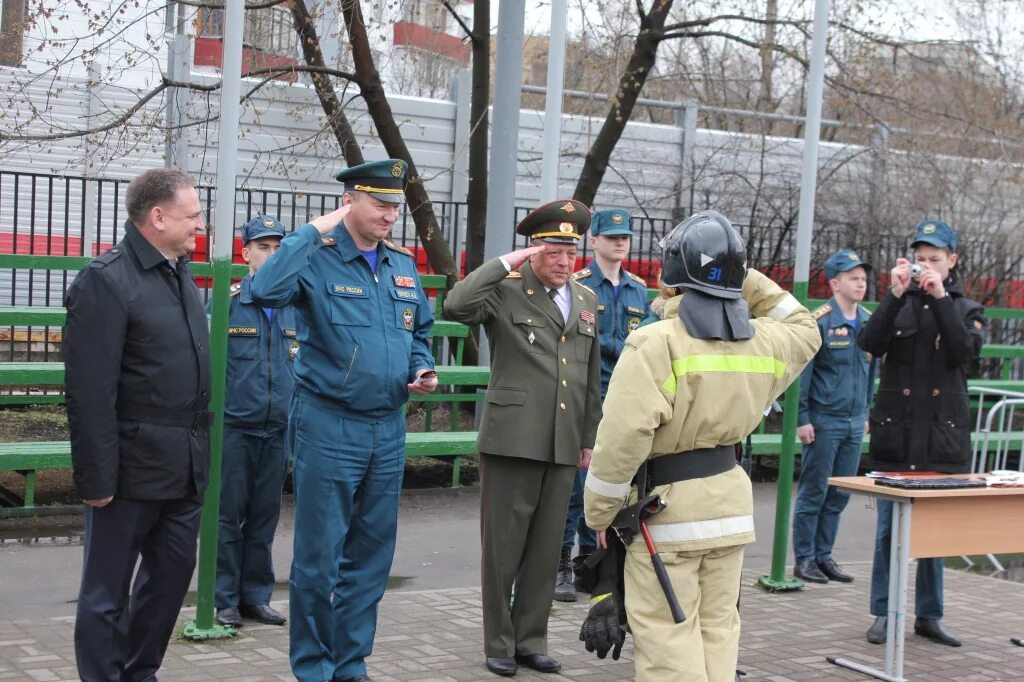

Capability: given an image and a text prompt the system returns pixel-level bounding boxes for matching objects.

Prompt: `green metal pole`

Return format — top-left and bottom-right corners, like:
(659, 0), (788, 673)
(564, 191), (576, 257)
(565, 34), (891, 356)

(182, 257), (236, 639)
(182, 0), (245, 639)
(757, 280), (808, 592)
(757, 0), (831, 592)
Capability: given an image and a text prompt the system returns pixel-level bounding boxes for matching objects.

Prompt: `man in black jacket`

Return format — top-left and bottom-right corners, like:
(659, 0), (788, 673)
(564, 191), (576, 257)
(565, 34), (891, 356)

(64, 168), (212, 681)
(856, 220), (986, 648)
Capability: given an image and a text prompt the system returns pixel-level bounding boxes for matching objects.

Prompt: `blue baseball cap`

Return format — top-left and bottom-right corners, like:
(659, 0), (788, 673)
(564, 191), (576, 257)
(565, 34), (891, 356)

(590, 209), (634, 237)
(911, 219), (958, 251)
(824, 248), (871, 280)
(242, 215), (286, 244)
(335, 159), (407, 204)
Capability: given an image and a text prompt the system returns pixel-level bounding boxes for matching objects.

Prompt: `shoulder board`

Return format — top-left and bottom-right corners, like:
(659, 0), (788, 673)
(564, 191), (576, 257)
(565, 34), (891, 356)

(627, 271), (647, 286)
(382, 239), (413, 257)
(229, 282), (242, 297)
(505, 271), (523, 280)
(572, 280), (596, 297)
(810, 303), (832, 320)
(91, 246), (124, 268)
(572, 268), (591, 280)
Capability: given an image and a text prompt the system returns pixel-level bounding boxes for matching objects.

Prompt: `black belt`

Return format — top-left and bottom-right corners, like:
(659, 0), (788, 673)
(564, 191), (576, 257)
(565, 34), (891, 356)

(644, 444), (737, 487)
(118, 401), (214, 429)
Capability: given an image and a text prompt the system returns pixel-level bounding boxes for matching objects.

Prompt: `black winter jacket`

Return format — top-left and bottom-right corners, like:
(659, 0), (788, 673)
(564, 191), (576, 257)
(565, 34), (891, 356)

(856, 275), (986, 473)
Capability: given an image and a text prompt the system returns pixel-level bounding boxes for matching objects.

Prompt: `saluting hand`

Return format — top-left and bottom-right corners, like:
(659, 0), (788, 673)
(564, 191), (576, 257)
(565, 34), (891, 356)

(503, 244), (546, 270)
(890, 258), (912, 298)
(309, 204), (352, 236)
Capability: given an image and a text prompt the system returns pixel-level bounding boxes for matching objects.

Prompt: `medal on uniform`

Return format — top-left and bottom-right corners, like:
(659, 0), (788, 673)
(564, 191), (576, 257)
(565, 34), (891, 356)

(289, 341), (299, 360)
(393, 275), (416, 288)
(628, 317), (641, 331)
(528, 331), (536, 345)
(580, 310), (596, 324)
(402, 308), (415, 330)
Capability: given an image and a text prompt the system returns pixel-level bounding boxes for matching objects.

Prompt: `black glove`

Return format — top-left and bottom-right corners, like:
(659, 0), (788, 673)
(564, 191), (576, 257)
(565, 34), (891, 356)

(579, 593), (625, 660)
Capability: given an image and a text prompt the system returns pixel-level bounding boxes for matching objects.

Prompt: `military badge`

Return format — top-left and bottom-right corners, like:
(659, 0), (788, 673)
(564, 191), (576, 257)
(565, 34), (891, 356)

(848, 251), (860, 261)
(561, 202), (576, 214)
(597, 304), (606, 312)
(393, 275), (416, 288)
(402, 308), (414, 330)
(391, 161), (404, 177)
(580, 310), (596, 324)
(628, 317), (641, 331)
(559, 222), (574, 233)
(528, 331), (536, 345)
(262, 216), (275, 228)
(611, 212), (624, 224)
(923, 223), (936, 234)
(289, 341), (299, 360)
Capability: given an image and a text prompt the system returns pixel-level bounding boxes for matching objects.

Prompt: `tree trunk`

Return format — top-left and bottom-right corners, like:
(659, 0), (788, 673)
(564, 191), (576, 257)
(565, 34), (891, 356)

(340, 0), (458, 281)
(289, 0), (364, 166)
(758, 0), (777, 135)
(572, 0), (675, 206)
(465, 0), (490, 275)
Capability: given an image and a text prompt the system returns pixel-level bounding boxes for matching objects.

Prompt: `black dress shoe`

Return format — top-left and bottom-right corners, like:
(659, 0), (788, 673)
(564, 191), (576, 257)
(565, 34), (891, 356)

(867, 616), (887, 644)
(817, 558), (854, 583)
(485, 656), (517, 676)
(794, 559), (829, 584)
(239, 603), (287, 625)
(215, 606), (242, 627)
(915, 618), (962, 647)
(515, 653), (561, 673)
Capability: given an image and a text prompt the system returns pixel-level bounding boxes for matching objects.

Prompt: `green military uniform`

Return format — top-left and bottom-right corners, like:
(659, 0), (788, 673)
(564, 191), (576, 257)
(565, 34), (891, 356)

(444, 200), (603, 664)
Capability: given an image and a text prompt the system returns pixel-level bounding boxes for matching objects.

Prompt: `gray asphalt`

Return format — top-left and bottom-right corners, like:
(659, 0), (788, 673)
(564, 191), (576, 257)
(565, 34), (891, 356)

(0, 482), (880, 619)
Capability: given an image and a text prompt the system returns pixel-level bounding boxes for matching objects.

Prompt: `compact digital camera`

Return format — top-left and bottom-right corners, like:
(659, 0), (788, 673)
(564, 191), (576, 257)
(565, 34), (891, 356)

(910, 263), (924, 280)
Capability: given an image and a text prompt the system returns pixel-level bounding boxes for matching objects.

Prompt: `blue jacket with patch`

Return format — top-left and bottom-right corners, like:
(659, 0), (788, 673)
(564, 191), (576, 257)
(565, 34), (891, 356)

(208, 275), (297, 430)
(798, 297), (876, 425)
(572, 262), (650, 397)
(248, 224), (434, 418)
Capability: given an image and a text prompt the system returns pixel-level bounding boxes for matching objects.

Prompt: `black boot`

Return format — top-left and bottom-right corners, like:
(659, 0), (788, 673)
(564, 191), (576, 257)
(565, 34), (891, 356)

(553, 548), (576, 602)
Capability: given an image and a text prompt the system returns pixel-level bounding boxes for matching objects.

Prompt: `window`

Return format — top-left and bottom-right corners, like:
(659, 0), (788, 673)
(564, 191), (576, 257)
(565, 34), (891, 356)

(0, 0), (27, 67)
(196, 5), (297, 58)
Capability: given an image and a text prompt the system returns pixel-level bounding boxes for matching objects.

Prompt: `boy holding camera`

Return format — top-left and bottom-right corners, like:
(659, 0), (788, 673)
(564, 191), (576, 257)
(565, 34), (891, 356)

(856, 220), (986, 647)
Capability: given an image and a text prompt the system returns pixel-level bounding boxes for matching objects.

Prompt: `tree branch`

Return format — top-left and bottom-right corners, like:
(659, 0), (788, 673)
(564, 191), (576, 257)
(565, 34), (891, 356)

(174, 0), (289, 10)
(663, 13), (805, 32)
(439, 0), (475, 44)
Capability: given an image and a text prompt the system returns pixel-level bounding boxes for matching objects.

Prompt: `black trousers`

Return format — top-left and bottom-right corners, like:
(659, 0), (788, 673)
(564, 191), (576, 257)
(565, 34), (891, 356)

(75, 495), (202, 682)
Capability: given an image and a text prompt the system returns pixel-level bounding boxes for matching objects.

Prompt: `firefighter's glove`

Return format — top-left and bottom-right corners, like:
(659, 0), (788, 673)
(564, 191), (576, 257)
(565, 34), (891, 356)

(579, 592), (625, 660)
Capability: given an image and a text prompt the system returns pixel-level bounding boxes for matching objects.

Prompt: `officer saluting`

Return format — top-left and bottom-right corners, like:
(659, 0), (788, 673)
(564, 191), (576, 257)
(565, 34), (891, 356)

(249, 160), (437, 682)
(556, 208), (651, 602)
(444, 200), (603, 677)
(582, 211), (820, 681)
(213, 215), (297, 628)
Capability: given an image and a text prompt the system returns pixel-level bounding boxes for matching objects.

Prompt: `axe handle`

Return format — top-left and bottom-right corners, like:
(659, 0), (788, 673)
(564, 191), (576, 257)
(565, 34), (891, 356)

(639, 520), (687, 624)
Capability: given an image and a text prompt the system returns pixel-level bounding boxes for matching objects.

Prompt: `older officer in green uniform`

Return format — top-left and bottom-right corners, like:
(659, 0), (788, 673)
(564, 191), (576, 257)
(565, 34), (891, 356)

(444, 199), (603, 677)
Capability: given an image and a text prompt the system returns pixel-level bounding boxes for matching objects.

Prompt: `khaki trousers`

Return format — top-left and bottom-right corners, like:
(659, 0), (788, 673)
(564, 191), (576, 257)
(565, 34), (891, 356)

(625, 543), (744, 682)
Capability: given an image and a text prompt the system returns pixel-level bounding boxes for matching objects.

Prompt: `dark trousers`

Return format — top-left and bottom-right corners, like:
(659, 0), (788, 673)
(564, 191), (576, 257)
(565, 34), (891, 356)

(216, 425), (287, 608)
(480, 454), (576, 657)
(75, 495), (202, 682)
(561, 466), (598, 553)
(870, 499), (944, 620)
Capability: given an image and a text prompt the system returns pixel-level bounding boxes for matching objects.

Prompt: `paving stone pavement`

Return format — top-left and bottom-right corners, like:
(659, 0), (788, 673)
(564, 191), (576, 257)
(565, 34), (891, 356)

(1, 564), (1022, 681)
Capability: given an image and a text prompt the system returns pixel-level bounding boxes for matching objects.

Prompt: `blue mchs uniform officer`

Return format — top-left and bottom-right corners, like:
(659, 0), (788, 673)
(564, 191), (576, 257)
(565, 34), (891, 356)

(249, 159), (436, 682)
(557, 208), (649, 602)
(212, 216), (297, 628)
(792, 249), (875, 585)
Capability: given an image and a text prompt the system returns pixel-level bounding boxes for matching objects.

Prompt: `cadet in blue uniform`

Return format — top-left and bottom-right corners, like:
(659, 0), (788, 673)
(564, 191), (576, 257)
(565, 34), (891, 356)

(555, 208), (650, 602)
(792, 249), (875, 585)
(212, 216), (297, 628)
(249, 160), (437, 682)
